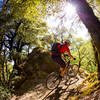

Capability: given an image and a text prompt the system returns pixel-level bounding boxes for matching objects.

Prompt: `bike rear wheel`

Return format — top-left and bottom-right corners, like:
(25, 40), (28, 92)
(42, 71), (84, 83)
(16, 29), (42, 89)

(46, 72), (60, 90)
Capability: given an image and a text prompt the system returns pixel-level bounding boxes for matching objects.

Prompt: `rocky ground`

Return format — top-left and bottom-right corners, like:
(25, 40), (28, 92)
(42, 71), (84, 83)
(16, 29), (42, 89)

(10, 69), (100, 100)
(10, 74), (84, 100)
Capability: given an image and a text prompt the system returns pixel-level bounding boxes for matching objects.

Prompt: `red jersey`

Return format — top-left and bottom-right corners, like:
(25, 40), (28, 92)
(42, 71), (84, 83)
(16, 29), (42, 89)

(52, 43), (70, 55)
(58, 45), (70, 55)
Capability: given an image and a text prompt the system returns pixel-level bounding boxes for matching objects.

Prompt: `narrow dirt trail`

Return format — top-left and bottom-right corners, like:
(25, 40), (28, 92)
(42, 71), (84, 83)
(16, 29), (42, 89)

(11, 74), (84, 100)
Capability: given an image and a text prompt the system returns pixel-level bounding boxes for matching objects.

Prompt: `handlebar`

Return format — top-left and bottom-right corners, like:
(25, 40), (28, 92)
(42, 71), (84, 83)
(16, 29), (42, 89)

(64, 54), (76, 61)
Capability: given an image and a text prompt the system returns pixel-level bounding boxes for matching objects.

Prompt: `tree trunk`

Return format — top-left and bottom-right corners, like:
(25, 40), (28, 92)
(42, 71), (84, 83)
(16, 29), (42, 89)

(70, 0), (100, 79)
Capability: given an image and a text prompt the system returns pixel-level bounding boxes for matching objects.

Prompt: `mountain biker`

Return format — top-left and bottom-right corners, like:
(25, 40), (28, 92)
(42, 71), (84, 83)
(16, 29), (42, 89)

(51, 40), (76, 78)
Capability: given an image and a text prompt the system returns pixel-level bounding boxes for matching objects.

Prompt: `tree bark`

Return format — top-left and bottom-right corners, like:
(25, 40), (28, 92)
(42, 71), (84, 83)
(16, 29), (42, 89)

(70, 0), (100, 79)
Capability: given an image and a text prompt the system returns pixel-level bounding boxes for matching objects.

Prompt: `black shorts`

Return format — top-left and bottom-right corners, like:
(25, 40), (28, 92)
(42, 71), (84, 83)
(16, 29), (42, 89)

(52, 55), (66, 68)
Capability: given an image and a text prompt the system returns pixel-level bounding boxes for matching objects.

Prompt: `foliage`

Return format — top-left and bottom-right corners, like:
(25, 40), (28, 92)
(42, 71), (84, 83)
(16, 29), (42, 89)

(71, 38), (97, 73)
(87, 0), (100, 17)
(0, 0), (49, 73)
(0, 63), (18, 99)
(0, 86), (12, 99)
(69, 72), (100, 100)
(0, 1), (60, 97)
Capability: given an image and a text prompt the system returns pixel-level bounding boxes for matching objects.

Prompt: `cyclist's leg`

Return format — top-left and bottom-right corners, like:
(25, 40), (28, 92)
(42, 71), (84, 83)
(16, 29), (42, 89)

(55, 56), (67, 77)
(60, 66), (67, 77)
(52, 55), (66, 77)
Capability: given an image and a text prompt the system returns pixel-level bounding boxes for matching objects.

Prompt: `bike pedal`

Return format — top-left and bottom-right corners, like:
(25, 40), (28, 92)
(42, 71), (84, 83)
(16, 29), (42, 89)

(59, 76), (62, 79)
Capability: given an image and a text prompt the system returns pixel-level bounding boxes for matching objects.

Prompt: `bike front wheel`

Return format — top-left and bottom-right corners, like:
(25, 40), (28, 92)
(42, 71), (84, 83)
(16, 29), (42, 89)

(46, 72), (60, 90)
(68, 64), (79, 77)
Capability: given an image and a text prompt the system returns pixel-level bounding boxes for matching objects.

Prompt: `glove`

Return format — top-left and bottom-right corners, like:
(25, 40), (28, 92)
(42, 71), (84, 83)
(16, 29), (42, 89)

(64, 54), (68, 57)
(73, 58), (76, 60)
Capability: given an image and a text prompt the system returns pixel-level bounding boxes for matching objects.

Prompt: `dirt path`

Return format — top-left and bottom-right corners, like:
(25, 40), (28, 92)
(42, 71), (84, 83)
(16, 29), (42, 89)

(11, 74), (84, 100)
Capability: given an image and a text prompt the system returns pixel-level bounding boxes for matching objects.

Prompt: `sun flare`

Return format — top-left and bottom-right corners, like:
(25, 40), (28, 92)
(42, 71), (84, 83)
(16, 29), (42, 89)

(46, 2), (89, 40)
(63, 3), (76, 16)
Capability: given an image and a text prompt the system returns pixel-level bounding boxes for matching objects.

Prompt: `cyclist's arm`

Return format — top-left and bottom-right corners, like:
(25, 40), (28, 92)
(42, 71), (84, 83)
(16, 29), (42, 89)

(65, 45), (75, 59)
(67, 51), (74, 59)
(65, 47), (74, 59)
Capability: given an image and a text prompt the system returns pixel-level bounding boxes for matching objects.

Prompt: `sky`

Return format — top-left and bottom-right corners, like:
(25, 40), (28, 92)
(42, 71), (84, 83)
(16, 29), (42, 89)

(46, 2), (90, 40)
(0, 0), (3, 11)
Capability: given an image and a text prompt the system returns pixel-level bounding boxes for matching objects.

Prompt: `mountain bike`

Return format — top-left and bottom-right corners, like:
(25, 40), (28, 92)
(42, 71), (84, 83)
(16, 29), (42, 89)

(46, 56), (79, 90)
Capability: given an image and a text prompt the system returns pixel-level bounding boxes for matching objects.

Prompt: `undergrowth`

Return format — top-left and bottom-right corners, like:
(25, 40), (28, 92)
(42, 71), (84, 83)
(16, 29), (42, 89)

(69, 72), (100, 100)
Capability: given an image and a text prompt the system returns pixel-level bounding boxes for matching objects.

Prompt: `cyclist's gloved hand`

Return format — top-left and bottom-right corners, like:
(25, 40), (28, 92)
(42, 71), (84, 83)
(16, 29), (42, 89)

(73, 58), (76, 60)
(64, 54), (68, 57)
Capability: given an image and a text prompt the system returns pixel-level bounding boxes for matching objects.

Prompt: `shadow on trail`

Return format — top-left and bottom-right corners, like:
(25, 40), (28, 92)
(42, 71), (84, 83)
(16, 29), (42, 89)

(43, 85), (79, 100)
(46, 87), (62, 100)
